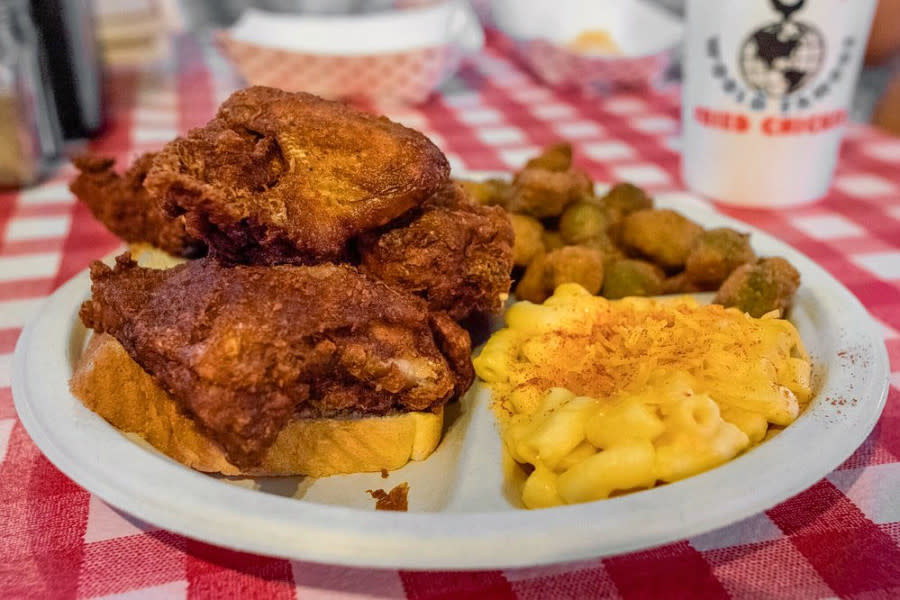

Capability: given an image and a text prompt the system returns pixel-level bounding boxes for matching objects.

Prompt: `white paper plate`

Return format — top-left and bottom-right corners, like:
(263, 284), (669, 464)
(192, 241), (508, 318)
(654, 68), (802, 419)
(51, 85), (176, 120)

(13, 190), (889, 570)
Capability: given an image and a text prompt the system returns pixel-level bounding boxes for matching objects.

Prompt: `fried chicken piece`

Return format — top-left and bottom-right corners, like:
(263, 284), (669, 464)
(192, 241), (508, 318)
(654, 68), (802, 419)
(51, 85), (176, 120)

(145, 86), (450, 265)
(358, 183), (514, 321)
(70, 154), (205, 258)
(80, 254), (473, 468)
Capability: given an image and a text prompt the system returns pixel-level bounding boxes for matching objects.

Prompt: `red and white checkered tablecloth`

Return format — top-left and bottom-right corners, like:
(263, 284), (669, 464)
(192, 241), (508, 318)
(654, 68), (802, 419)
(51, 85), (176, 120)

(2, 33), (900, 599)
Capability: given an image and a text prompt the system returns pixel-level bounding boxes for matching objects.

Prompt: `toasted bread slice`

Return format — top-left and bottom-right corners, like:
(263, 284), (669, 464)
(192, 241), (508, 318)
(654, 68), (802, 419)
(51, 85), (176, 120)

(127, 242), (186, 269)
(70, 333), (443, 477)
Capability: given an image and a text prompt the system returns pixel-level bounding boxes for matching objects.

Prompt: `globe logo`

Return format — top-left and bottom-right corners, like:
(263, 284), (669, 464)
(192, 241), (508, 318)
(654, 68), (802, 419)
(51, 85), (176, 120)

(738, 0), (825, 98)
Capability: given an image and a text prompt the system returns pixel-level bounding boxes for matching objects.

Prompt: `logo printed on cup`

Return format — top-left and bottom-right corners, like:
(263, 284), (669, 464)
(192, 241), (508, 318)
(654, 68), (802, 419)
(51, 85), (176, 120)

(740, 0), (825, 99)
(681, 0), (876, 207)
(704, 0), (858, 114)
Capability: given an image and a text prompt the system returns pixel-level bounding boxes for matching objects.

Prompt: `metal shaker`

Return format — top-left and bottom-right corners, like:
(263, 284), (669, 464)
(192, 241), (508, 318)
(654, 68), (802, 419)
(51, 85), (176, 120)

(0, 0), (62, 187)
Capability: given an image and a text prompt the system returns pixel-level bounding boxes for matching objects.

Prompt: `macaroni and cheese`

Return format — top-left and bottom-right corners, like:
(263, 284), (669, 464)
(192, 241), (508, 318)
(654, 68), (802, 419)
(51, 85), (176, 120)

(473, 283), (811, 509)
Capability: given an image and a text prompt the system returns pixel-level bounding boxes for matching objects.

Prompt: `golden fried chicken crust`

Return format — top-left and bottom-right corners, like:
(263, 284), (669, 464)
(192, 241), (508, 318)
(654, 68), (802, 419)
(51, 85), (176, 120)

(358, 183), (514, 321)
(70, 153), (205, 258)
(79, 254), (472, 467)
(145, 86), (450, 264)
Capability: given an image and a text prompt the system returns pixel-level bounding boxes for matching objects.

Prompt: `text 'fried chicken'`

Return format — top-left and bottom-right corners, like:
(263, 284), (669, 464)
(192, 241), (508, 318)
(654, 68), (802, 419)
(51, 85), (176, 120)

(80, 254), (473, 467)
(145, 86), (450, 265)
(70, 154), (205, 258)
(358, 182), (514, 321)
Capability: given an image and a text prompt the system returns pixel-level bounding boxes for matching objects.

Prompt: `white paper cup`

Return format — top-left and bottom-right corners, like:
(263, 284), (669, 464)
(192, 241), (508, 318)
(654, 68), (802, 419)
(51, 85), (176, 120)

(681, 0), (877, 208)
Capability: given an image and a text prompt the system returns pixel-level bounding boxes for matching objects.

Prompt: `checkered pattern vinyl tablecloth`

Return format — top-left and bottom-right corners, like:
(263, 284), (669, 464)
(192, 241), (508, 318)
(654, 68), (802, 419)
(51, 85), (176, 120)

(2, 33), (900, 599)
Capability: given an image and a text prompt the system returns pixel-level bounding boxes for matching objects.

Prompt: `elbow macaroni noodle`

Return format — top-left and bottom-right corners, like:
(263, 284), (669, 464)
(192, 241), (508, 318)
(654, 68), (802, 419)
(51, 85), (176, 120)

(473, 284), (811, 509)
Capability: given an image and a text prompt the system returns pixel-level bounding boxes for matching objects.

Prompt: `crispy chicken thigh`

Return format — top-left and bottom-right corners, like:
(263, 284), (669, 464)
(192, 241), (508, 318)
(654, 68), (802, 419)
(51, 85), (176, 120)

(70, 153), (205, 258)
(358, 183), (514, 321)
(145, 86), (450, 265)
(80, 254), (473, 467)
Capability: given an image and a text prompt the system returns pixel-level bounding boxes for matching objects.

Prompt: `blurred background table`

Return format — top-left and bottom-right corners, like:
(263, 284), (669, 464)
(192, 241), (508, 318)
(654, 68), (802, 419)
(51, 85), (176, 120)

(1, 29), (899, 600)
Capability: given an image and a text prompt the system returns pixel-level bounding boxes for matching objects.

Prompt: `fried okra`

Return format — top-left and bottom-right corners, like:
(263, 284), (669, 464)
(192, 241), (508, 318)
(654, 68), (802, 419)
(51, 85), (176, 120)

(714, 257), (800, 317)
(684, 228), (756, 288)
(515, 252), (548, 303)
(499, 145), (803, 310)
(456, 178), (511, 207)
(580, 232), (623, 268)
(559, 201), (610, 244)
(516, 246), (605, 303)
(510, 214), (545, 266)
(542, 230), (566, 252)
(661, 272), (704, 295)
(524, 142), (573, 172)
(506, 167), (592, 218)
(546, 246), (605, 293)
(601, 182), (653, 220)
(602, 259), (665, 299)
(620, 209), (703, 270)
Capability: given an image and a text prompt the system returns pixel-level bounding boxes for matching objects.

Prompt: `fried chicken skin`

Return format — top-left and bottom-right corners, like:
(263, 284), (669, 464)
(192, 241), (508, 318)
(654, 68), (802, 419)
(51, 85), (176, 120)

(145, 87), (450, 265)
(358, 183), (514, 321)
(70, 154), (205, 258)
(80, 254), (473, 467)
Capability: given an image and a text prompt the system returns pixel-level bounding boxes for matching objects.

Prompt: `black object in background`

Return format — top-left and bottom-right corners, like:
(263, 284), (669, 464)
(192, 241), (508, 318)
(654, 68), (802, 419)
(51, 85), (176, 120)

(0, 0), (62, 186)
(30, 0), (103, 139)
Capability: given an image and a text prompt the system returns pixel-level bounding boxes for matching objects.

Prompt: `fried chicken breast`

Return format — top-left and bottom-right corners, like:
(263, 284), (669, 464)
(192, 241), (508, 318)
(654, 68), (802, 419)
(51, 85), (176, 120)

(79, 254), (473, 467)
(145, 86), (450, 265)
(70, 153), (205, 258)
(358, 182), (514, 321)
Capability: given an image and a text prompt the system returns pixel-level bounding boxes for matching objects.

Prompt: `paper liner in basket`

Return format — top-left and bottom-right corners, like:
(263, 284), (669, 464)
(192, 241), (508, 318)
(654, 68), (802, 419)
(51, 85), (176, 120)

(514, 38), (672, 92)
(216, 33), (463, 104)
